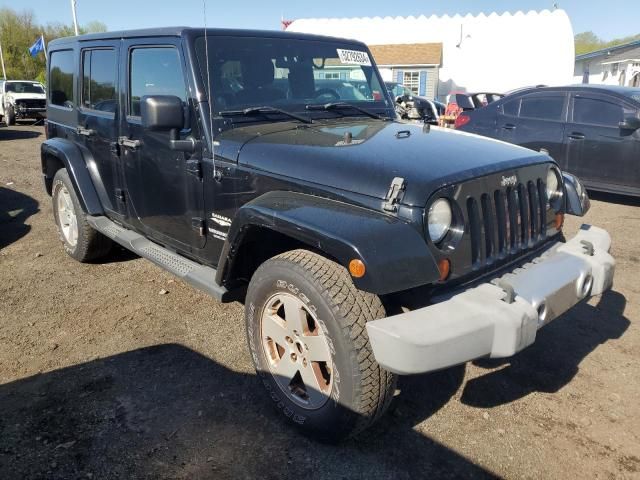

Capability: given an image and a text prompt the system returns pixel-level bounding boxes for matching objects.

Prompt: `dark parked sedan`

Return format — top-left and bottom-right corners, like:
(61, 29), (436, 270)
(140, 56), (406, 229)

(457, 85), (640, 196)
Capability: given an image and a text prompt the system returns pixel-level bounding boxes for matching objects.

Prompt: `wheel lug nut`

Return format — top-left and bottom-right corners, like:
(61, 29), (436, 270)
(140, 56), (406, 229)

(286, 336), (293, 343)
(303, 359), (308, 367)
(290, 353), (297, 362)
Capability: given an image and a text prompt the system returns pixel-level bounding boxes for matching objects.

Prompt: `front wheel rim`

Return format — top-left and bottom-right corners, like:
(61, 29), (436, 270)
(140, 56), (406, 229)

(56, 185), (78, 247)
(260, 292), (334, 410)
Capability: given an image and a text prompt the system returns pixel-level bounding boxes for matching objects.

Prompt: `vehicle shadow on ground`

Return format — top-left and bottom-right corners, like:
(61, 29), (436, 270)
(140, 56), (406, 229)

(0, 187), (39, 249)
(461, 290), (629, 408)
(0, 345), (494, 480)
(0, 127), (42, 140)
(588, 190), (640, 207)
(97, 244), (140, 264)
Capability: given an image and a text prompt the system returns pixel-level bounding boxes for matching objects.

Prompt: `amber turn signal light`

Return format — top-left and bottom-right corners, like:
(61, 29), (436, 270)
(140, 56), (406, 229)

(438, 258), (451, 281)
(554, 212), (565, 230)
(349, 259), (366, 278)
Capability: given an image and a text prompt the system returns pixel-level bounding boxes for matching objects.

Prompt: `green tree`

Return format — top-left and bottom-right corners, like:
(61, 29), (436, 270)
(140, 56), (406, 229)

(0, 7), (108, 81)
(575, 30), (640, 56)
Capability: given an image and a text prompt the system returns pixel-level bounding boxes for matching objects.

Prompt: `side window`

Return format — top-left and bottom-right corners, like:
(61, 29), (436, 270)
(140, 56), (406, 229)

(502, 98), (520, 116)
(129, 47), (186, 117)
(49, 50), (75, 108)
(573, 96), (624, 127)
(82, 49), (117, 113)
(519, 96), (564, 121)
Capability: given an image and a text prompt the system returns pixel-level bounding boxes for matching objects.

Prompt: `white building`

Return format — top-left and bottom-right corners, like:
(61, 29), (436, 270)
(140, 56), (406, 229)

(574, 41), (640, 87)
(287, 10), (575, 101)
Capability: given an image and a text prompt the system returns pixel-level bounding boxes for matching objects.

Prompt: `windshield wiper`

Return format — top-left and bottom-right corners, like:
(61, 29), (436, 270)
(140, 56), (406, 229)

(220, 106), (312, 124)
(305, 102), (390, 120)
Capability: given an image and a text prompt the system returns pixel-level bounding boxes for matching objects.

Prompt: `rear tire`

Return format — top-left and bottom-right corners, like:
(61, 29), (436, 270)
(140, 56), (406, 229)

(52, 168), (112, 262)
(245, 249), (397, 441)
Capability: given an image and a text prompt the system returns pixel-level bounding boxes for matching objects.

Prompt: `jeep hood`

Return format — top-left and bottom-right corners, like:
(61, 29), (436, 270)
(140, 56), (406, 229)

(224, 119), (550, 206)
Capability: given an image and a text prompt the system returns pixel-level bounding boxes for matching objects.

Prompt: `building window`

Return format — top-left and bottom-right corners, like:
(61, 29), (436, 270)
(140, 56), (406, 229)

(403, 71), (420, 95)
(324, 72), (340, 80)
(611, 63), (619, 75)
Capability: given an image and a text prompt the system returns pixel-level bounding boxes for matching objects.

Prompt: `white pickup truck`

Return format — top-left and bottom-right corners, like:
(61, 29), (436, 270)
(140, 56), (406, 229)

(0, 80), (46, 125)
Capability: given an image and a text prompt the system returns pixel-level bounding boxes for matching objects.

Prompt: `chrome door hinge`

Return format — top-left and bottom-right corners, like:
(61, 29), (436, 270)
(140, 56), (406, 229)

(192, 217), (206, 236)
(186, 159), (202, 179)
(117, 136), (141, 149)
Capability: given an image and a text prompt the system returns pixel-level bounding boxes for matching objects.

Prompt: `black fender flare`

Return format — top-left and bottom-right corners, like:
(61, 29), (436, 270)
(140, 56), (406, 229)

(41, 138), (105, 215)
(217, 191), (440, 295)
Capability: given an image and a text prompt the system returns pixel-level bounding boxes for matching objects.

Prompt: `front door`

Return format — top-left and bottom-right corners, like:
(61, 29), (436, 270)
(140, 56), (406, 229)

(120, 39), (206, 252)
(565, 93), (639, 189)
(77, 42), (124, 218)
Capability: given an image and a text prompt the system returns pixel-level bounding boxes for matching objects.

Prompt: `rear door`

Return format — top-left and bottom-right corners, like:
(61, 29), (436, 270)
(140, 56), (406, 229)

(565, 93), (639, 189)
(120, 38), (206, 252)
(511, 92), (568, 164)
(77, 42), (124, 218)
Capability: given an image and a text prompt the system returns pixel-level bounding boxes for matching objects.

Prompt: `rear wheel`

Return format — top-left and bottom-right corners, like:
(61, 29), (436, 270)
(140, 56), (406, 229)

(52, 169), (112, 262)
(245, 249), (396, 441)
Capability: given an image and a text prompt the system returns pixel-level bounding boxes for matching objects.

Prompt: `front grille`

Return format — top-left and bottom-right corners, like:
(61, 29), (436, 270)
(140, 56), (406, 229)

(430, 163), (559, 284)
(467, 179), (548, 267)
(16, 99), (45, 109)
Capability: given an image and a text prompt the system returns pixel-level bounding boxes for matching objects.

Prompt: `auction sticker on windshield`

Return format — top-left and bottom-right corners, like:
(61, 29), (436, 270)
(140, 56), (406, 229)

(336, 49), (371, 66)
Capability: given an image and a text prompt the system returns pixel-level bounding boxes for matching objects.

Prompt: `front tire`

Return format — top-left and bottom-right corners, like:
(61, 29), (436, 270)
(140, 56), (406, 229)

(52, 169), (112, 262)
(245, 249), (396, 441)
(6, 105), (15, 126)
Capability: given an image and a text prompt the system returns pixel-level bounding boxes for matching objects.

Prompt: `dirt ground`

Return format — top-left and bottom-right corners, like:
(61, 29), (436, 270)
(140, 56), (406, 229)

(0, 124), (639, 480)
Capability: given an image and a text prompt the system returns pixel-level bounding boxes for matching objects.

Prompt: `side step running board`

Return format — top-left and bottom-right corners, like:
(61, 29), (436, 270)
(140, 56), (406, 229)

(87, 215), (229, 302)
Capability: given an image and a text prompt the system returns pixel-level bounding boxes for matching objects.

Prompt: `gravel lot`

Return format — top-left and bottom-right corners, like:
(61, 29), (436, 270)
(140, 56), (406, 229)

(1, 124), (639, 480)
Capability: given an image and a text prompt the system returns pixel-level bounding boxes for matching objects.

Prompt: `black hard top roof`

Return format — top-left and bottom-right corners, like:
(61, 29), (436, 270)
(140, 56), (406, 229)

(48, 27), (365, 48)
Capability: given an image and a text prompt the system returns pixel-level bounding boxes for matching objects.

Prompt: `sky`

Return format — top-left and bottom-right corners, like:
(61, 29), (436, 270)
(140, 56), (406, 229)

(1, 0), (638, 41)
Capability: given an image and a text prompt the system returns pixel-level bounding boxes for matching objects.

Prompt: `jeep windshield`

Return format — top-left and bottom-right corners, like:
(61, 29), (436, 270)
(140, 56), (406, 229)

(5, 82), (45, 94)
(194, 35), (392, 121)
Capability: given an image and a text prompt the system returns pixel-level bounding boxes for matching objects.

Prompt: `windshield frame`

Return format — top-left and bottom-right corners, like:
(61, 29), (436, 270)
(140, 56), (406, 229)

(191, 33), (395, 125)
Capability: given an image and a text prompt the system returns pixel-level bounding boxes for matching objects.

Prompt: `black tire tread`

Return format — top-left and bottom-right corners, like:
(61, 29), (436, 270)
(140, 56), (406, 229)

(52, 169), (112, 262)
(272, 249), (397, 437)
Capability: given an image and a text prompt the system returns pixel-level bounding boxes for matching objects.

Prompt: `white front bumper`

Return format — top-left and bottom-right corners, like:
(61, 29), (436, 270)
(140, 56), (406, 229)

(366, 225), (615, 375)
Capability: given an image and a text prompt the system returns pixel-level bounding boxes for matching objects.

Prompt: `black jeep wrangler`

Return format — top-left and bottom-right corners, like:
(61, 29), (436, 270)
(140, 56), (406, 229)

(42, 27), (615, 440)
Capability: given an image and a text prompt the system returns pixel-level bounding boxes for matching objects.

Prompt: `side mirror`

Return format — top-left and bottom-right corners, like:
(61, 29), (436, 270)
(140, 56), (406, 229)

(563, 172), (590, 217)
(141, 95), (184, 131)
(619, 116), (640, 131)
(141, 95), (201, 153)
(395, 95), (403, 104)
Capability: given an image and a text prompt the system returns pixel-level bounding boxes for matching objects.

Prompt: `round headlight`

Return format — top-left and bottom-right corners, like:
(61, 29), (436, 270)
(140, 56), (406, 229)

(428, 198), (453, 243)
(546, 168), (562, 207)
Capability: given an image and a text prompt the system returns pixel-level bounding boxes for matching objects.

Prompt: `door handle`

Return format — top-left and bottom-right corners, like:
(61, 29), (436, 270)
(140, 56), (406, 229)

(567, 132), (585, 140)
(502, 123), (516, 130)
(76, 126), (95, 136)
(118, 136), (141, 149)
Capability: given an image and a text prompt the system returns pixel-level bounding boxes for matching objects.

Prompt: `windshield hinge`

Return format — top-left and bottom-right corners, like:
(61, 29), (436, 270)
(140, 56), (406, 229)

(383, 177), (406, 212)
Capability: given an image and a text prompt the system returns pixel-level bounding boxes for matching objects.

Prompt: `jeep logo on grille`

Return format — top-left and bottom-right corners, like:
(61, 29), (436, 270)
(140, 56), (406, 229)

(501, 174), (518, 187)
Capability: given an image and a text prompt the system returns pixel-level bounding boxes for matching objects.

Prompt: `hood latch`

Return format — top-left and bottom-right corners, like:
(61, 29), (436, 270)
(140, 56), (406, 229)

(383, 177), (406, 213)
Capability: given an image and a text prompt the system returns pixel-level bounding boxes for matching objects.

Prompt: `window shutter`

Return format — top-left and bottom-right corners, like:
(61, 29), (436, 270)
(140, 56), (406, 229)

(396, 70), (404, 84)
(419, 70), (428, 96)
